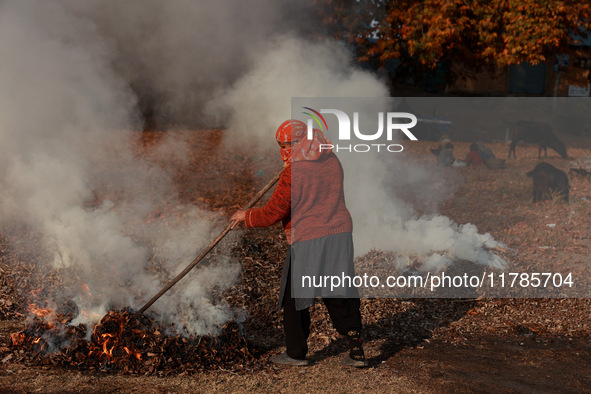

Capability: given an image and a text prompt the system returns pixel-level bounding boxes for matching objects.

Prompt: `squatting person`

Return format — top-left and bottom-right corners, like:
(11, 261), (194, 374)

(231, 119), (367, 367)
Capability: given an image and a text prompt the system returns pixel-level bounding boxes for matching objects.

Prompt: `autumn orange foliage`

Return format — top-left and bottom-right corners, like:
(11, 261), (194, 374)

(315, 0), (591, 81)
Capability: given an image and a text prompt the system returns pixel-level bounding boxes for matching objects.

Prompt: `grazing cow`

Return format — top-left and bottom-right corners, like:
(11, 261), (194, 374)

(526, 162), (569, 202)
(508, 121), (567, 159)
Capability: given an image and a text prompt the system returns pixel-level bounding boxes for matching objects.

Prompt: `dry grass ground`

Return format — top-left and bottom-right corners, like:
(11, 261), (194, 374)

(1, 133), (591, 393)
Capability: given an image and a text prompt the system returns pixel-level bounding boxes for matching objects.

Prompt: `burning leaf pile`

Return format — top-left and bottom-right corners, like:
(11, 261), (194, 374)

(9, 309), (259, 375)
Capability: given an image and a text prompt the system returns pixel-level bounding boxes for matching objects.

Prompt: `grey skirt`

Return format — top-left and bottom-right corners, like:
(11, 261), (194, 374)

(279, 232), (358, 311)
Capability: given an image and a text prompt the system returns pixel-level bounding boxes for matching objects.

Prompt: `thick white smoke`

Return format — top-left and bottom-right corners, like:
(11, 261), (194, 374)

(215, 41), (507, 270)
(0, 1), (239, 334)
(1, 0), (505, 338)
(210, 35), (389, 148)
(338, 147), (505, 270)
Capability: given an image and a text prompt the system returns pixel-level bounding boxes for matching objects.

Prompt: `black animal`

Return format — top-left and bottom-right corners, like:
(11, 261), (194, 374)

(526, 162), (569, 202)
(508, 121), (567, 159)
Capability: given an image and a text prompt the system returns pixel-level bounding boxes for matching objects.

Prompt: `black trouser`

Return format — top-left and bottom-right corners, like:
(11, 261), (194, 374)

(283, 270), (362, 360)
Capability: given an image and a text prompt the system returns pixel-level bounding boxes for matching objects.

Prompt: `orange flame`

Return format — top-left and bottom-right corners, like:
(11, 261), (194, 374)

(124, 347), (142, 360)
(100, 333), (118, 357)
(102, 338), (115, 357)
(32, 337), (46, 351)
(28, 304), (52, 318)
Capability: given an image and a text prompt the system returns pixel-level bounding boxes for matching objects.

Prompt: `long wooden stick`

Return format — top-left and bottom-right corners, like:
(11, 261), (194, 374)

(136, 169), (284, 315)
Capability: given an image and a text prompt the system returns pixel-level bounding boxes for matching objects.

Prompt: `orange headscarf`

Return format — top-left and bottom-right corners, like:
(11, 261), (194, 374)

(275, 119), (333, 163)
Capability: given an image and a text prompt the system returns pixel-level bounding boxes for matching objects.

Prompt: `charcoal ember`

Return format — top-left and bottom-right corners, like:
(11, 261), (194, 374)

(11, 308), (260, 375)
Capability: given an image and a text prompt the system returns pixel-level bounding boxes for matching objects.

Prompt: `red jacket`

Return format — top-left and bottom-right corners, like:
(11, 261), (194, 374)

(245, 153), (353, 244)
(465, 151), (483, 166)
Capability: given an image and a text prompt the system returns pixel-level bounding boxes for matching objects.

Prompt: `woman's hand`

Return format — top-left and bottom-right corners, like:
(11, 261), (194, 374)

(230, 210), (246, 229)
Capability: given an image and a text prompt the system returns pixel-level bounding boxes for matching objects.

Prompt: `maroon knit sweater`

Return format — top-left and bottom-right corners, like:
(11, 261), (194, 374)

(244, 153), (353, 244)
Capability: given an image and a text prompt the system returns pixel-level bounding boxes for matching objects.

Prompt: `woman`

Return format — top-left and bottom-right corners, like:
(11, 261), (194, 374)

(231, 119), (367, 367)
(465, 142), (484, 167)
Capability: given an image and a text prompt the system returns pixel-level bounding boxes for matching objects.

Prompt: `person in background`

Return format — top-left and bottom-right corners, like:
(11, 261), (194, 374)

(437, 142), (455, 167)
(465, 142), (484, 167)
(475, 141), (495, 161)
(231, 120), (367, 368)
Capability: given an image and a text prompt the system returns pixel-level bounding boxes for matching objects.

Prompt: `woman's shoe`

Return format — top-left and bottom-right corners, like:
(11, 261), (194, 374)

(270, 352), (309, 366)
(342, 355), (368, 368)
